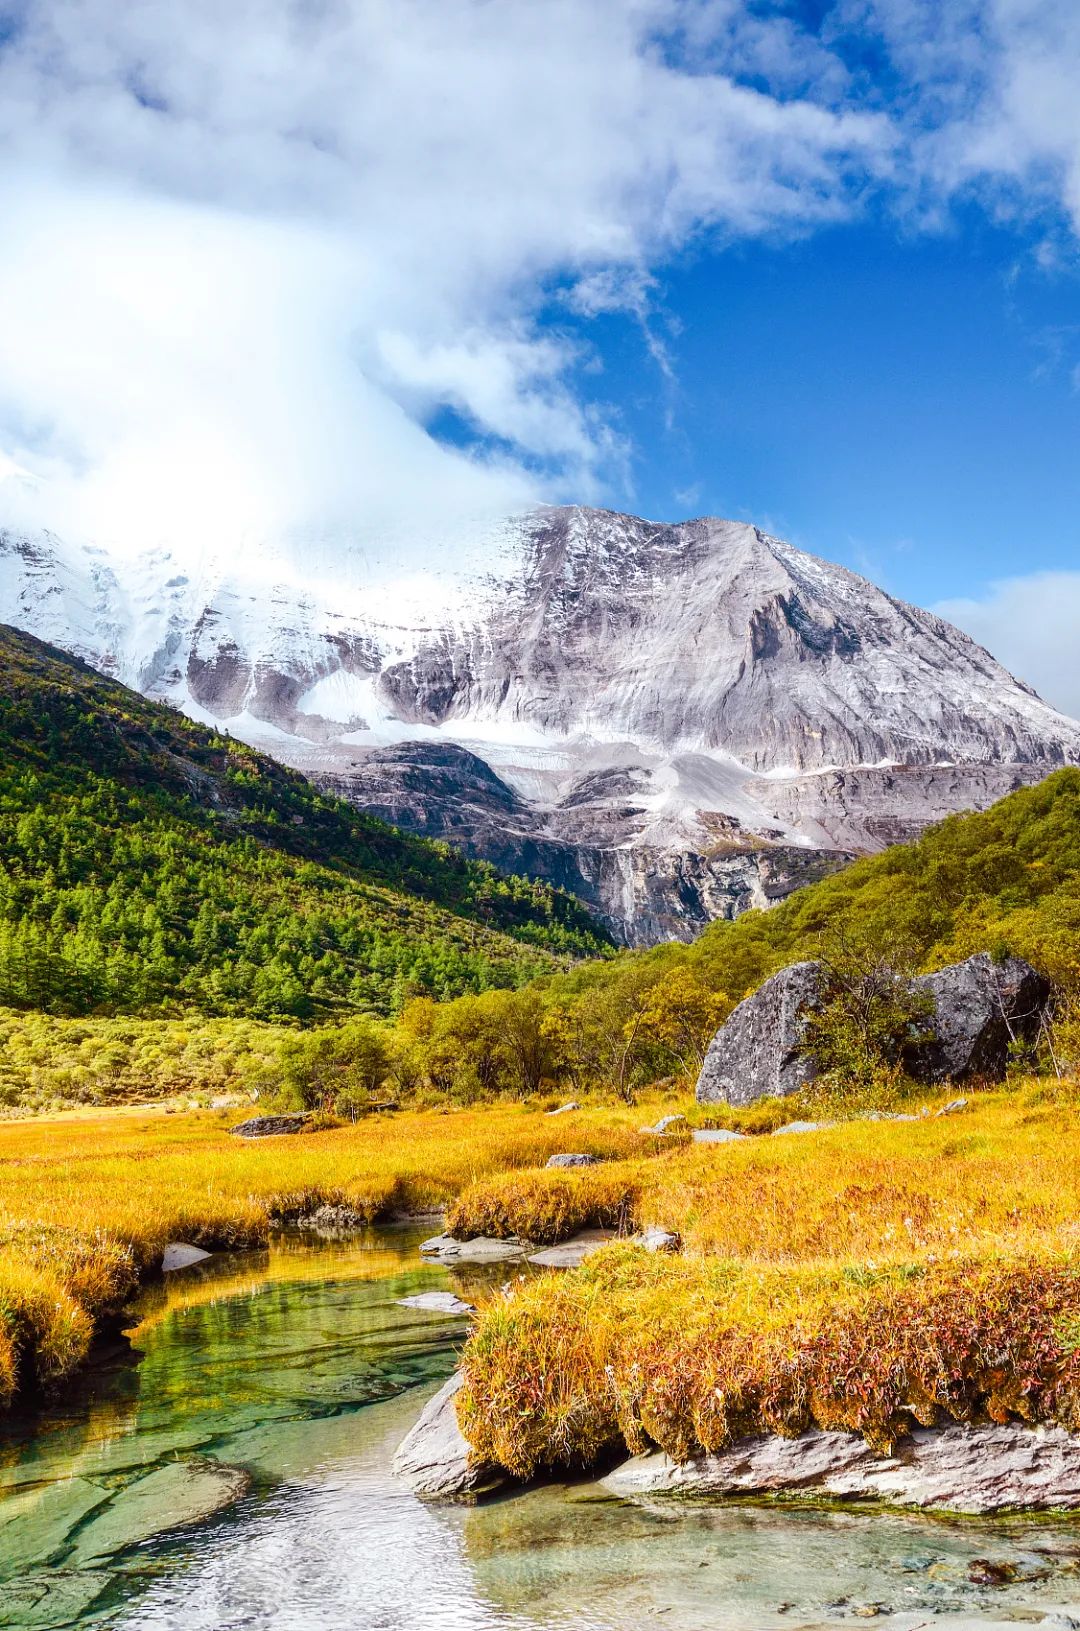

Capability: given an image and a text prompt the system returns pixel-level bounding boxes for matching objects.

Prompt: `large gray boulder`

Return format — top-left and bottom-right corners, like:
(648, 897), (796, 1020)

(695, 951), (1050, 1106)
(905, 952), (1050, 1082)
(696, 961), (824, 1106)
(601, 1421), (1080, 1516)
(392, 1372), (505, 1501)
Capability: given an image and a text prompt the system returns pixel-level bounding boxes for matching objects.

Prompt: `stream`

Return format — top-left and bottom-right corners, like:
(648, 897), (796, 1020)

(2, 1225), (1080, 1630)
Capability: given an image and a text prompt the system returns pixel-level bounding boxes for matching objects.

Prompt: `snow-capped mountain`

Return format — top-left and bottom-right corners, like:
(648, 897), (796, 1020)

(3, 506), (1078, 943)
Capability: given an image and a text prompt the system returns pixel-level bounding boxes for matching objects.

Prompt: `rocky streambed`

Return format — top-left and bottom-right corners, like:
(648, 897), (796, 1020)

(5, 1225), (1080, 1631)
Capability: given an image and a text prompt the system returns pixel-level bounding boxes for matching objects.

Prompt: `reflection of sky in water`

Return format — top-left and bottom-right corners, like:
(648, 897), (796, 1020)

(3, 1230), (1080, 1631)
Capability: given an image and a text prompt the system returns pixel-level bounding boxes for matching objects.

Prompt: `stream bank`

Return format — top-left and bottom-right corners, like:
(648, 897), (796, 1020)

(3, 1226), (1080, 1631)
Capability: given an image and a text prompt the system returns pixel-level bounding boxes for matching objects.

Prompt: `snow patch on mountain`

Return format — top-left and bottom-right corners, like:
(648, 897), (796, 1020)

(2, 503), (1078, 941)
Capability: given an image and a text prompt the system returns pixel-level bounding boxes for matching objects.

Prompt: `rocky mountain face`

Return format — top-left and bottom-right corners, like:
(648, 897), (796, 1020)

(2, 506), (1078, 944)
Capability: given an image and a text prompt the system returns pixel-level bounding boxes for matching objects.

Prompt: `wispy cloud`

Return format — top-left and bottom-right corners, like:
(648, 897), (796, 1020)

(935, 571), (1080, 720)
(0, 0), (891, 554)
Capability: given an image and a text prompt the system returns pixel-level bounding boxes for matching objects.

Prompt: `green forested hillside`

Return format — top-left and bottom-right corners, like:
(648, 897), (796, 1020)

(679, 765), (1080, 995)
(0, 625), (610, 1019)
(387, 767), (1080, 1101)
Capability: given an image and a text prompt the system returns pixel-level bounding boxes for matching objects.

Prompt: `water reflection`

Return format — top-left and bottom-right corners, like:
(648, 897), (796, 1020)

(2, 1228), (1080, 1631)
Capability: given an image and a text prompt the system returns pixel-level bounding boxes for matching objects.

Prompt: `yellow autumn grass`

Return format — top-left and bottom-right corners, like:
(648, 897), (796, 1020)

(455, 1086), (1080, 1477)
(0, 1098), (658, 1406)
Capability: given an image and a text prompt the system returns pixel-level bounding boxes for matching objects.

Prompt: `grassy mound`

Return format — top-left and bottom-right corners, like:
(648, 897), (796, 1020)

(456, 1089), (1080, 1477)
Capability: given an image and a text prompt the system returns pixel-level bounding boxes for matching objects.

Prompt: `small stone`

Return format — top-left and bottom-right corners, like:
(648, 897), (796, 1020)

(545, 1153), (600, 1169)
(419, 1234), (528, 1263)
(968, 1558), (1016, 1586)
(772, 1121), (831, 1136)
(630, 1227), (681, 1253)
(420, 1232), (459, 1256)
(161, 1242), (212, 1273)
(640, 1115), (687, 1135)
(397, 1292), (474, 1315)
(546, 1102), (580, 1116)
(692, 1128), (746, 1144)
(935, 1097), (970, 1117)
(852, 1607), (882, 1619)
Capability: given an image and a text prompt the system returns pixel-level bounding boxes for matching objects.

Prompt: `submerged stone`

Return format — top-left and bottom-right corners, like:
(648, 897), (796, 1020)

(70, 1459), (252, 1562)
(397, 1292), (475, 1315)
(0, 1477), (112, 1576)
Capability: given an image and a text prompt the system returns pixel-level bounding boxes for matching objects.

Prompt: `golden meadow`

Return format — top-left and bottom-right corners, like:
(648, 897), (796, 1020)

(0, 1101), (651, 1406)
(5, 1082), (1080, 1487)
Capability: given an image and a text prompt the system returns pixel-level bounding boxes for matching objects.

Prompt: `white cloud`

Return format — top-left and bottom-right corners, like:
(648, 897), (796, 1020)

(935, 572), (1080, 721)
(3, 1), (1080, 568)
(0, 0), (892, 558)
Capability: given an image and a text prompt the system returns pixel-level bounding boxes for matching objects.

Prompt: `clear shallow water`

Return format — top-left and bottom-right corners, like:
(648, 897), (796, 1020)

(3, 1229), (1080, 1631)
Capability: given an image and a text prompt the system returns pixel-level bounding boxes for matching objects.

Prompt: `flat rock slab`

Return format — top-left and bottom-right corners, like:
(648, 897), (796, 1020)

(602, 1422), (1080, 1516)
(161, 1242), (213, 1273)
(392, 1372), (505, 1501)
(528, 1228), (615, 1268)
(419, 1233), (529, 1262)
(229, 1113), (312, 1138)
(545, 1153), (600, 1168)
(545, 1102), (580, 1116)
(397, 1292), (475, 1315)
(773, 1120), (832, 1136)
(692, 1128), (746, 1144)
(71, 1459), (252, 1562)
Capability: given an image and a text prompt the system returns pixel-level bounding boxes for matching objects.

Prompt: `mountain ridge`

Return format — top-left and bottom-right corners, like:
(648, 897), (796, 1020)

(2, 505), (1077, 943)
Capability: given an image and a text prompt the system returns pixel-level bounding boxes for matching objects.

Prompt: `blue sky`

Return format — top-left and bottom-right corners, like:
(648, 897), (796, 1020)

(0, 1), (1077, 710)
(552, 207), (1080, 604)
